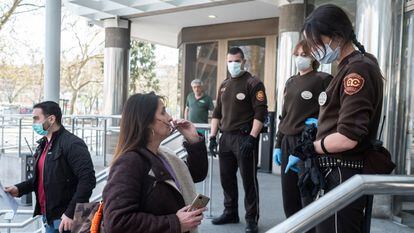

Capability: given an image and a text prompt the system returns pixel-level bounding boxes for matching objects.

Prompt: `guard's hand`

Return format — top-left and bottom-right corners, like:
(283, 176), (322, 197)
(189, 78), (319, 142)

(284, 155), (301, 174)
(59, 214), (73, 233)
(209, 136), (218, 156)
(305, 118), (318, 128)
(240, 135), (256, 158)
(273, 148), (282, 166)
(4, 186), (19, 197)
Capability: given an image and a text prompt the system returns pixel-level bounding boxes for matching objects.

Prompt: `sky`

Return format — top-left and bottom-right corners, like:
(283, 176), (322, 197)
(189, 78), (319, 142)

(0, 1), (178, 66)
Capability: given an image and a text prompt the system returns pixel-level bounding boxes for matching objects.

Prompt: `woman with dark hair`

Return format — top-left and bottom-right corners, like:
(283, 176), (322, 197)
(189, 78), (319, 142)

(102, 92), (208, 233)
(274, 39), (332, 219)
(285, 4), (384, 233)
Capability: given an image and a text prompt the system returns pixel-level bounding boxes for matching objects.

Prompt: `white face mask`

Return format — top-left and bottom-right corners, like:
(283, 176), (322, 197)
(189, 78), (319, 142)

(227, 62), (242, 77)
(295, 56), (313, 72)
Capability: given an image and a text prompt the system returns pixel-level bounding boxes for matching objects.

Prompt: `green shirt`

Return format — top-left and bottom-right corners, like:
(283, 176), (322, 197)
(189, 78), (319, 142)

(186, 92), (214, 123)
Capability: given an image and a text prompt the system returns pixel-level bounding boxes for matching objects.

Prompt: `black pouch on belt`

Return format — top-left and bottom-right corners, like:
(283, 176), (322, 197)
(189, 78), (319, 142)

(362, 140), (396, 174)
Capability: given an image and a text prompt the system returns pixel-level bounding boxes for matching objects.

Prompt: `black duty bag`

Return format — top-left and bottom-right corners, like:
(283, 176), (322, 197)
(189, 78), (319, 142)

(362, 146), (396, 174)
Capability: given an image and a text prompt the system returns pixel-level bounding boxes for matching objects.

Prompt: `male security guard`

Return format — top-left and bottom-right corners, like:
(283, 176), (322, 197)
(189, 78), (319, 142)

(209, 47), (268, 233)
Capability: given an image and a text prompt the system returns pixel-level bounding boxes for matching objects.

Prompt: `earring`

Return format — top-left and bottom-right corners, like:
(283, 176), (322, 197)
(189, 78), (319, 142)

(151, 128), (155, 136)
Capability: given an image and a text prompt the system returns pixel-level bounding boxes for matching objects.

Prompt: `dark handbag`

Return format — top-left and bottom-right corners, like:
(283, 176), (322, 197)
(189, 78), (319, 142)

(72, 202), (104, 233)
(362, 145), (396, 174)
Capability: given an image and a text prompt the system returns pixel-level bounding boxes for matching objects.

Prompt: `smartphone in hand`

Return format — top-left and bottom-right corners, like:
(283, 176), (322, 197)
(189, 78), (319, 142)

(188, 194), (210, 212)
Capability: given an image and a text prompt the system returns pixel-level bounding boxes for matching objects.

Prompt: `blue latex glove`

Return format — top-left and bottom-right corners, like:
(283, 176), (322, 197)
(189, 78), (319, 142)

(305, 118), (318, 128)
(273, 148), (282, 166)
(284, 155), (301, 174)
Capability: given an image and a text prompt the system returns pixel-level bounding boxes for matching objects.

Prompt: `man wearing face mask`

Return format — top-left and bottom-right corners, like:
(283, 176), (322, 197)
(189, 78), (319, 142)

(209, 47), (267, 233)
(4, 101), (96, 233)
(273, 40), (332, 222)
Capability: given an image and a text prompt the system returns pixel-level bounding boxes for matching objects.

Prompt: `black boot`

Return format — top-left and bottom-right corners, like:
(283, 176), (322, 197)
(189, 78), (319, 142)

(211, 213), (240, 225)
(246, 221), (258, 233)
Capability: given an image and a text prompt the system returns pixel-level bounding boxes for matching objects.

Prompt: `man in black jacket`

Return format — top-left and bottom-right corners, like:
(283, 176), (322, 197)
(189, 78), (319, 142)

(4, 101), (96, 233)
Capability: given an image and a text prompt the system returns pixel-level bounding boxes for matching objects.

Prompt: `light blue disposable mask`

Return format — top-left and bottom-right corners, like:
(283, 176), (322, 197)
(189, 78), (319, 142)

(32, 119), (52, 136)
(295, 56), (313, 72)
(313, 40), (340, 64)
(227, 62), (242, 77)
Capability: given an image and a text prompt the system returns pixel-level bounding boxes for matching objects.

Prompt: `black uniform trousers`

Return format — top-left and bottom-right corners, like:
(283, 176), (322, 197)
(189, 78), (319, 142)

(280, 134), (315, 233)
(316, 167), (367, 233)
(218, 131), (260, 222)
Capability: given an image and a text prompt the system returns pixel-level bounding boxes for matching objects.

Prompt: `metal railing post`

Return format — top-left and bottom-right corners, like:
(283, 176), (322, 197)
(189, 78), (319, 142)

(103, 118), (108, 167)
(81, 118), (85, 139)
(95, 117), (99, 156)
(1, 116), (4, 150)
(71, 117), (75, 133)
(18, 118), (22, 157)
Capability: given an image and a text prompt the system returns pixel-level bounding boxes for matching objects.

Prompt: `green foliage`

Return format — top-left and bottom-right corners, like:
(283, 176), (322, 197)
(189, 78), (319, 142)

(129, 40), (159, 94)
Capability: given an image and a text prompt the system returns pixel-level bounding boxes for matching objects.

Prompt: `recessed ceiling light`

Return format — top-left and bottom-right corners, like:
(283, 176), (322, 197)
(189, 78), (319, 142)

(208, 15), (217, 19)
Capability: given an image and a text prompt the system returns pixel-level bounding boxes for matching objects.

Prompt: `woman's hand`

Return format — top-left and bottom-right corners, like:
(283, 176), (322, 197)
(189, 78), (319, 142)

(173, 119), (200, 144)
(176, 205), (206, 232)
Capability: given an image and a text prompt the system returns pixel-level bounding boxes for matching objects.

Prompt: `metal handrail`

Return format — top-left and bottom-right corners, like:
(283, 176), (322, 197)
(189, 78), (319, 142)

(266, 175), (414, 233)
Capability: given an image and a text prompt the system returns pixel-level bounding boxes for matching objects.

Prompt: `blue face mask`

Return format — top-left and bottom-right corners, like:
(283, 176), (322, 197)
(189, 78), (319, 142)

(32, 119), (51, 136)
(227, 62), (242, 77)
(313, 40), (340, 64)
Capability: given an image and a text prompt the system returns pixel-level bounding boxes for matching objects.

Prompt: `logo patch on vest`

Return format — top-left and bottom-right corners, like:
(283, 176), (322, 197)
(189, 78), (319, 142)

(256, 91), (265, 102)
(236, 93), (246, 100)
(318, 92), (327, 106)
(344, 73), (365, 95)
(301, 91), (313, 100)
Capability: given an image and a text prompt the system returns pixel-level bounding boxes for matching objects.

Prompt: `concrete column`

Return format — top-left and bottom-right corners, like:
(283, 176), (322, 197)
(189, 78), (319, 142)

(355, 0), (400, 219)
(44, 0), (61, 103)
(274, 1), (305, 173)
(103, 19), (131, 116)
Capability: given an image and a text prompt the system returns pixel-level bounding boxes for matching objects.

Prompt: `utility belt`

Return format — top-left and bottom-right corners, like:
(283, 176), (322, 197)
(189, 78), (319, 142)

(222, 122), (266, 136)
(315, 156), (364, 170)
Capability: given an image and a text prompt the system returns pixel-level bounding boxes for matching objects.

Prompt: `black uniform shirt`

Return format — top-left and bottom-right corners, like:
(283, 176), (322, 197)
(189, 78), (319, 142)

(316, 51), (383, 152)
(275, 71), (333, 148)
(212, 71), (268, 132)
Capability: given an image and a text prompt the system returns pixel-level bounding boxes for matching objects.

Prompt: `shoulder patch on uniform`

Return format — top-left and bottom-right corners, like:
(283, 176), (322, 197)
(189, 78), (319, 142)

(343, 73), (365, 95)
(256, 90), (265, 101)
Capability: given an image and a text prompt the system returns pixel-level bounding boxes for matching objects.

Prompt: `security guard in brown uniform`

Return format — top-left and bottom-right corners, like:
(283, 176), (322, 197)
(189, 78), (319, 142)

(275, 39), (332, 220)
(286, 5), (384, 233)
(209, 47), (267, 233)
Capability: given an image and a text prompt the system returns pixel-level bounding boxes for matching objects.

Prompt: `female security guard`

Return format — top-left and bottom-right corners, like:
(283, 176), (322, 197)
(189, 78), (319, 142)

(274, 39), (332, 219)
(286, 4), (384, 233)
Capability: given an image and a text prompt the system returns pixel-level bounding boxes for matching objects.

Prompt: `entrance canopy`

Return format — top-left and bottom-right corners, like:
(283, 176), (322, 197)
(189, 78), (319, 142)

(64, 0), (280, 47)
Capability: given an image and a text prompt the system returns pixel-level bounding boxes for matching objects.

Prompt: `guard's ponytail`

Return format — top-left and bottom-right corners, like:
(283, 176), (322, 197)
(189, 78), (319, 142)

(351, 31), (366, 54)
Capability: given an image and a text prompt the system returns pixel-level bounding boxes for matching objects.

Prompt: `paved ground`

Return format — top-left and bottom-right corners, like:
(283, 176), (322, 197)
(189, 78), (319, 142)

(1, 157), (413, 233)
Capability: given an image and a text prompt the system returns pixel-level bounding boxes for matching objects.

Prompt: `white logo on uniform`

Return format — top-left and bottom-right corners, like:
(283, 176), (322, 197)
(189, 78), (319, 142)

(199, 100), (205, 103)
(301, 91), (313, 100)
(318, 92), (327, 106)
(236, 93), (246, 100)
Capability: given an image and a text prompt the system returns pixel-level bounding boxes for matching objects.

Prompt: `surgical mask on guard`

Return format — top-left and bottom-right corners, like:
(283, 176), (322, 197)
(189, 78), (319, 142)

(313, 39), (340, 64)
(295, 56), (312, 72)
(227, 62), (242, 77)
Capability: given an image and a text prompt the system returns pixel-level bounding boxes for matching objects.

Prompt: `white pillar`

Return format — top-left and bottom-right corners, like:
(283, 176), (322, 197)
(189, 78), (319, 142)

(44, 0), (61, 103)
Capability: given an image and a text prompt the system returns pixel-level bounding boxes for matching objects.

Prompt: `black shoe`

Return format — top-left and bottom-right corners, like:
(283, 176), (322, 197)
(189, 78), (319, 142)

(211, 213), (240, 225)
(246, 221), (258, 233)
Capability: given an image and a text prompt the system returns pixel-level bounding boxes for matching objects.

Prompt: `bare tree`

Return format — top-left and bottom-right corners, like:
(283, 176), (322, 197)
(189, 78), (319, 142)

(0, 0), (43, 32)
(61, 19), (104, 114)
